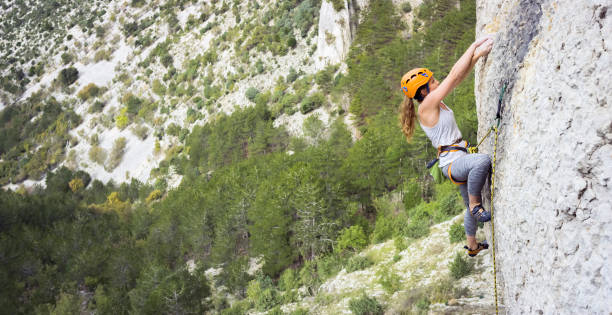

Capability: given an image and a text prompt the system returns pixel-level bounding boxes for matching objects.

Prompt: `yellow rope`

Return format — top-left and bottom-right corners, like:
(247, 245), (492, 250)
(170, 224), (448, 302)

(491, 125), (500, 315)
(468, 126), (493, 154)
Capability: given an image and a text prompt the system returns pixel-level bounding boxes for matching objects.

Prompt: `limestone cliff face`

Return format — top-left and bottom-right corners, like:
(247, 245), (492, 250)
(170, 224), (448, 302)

(314, 0), (366, 68)
(475, 1), (611, 313)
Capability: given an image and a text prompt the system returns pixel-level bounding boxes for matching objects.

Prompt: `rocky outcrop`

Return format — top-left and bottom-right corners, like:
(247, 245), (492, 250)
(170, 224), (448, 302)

(475, 0), (611, 313)
(314, 0), (366, 69)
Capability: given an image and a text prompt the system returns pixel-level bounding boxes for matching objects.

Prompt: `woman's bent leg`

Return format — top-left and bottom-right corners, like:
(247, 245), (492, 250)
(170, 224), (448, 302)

(445, 154), (491, 209)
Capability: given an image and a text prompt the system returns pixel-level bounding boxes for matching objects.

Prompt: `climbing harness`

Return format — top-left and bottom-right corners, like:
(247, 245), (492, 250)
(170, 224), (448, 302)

(426, 139), (468, 184)
(490, 82), (507, 315)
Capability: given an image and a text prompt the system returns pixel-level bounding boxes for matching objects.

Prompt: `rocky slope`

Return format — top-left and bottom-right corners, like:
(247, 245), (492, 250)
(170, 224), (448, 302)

(475, 0), (611, 313)
(1, 0), (369, 189)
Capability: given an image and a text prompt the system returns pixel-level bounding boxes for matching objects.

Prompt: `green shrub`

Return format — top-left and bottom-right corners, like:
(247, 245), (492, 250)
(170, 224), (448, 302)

(279, 268), (298, 291)
(377, 266), (401, 294)
(89, 100), (105, 113)
(89, 145), (107, 165)
(131, 124), (149, 140)
(61, 53), (73, 64)
(449, 222), (466, 243)
(268, 306), (283, 315)
(90, 133), (100, 146)
(287, 36), (297, 49)
(403, 179), (422, 210)
(331, 0), (344, 11)
(345, 255), (373, 273)
(371, 215), (394, 243)
(161, 54), (174, 67)
(152, 79), (166, 95)
(286, 67), (299, 83)
(317, 254), (343, 281)
(449, 252), (472, 279)
(348, 293), (384, 315)
(122, 93), (143, 116)
(94, 49), (111, 62)
(337, 225), (368, 252)
(394, 237), (408, 252)
(393, 253), (401, 262)
(402, 2), (412, 13)
(400, 217), (430, 239)
(245, 87), (260, 102)
(246, 279), (280, 311)
(115, 108), (129, 129)
(298, 260), (319, 292)
(300, 92), (325, 114)
(255, 59), (264, 74)
(77, 83), (100, 100)
(58, 67), (79, 86)
(106, 137), (127, 171)
(290, 308), (309, 315)
(415, 296), (430, 311)
(428, 276), (469, 304)
(220, 299), (250, 315)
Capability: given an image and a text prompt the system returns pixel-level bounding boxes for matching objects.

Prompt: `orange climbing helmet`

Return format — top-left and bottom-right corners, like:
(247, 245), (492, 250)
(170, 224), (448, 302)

(400, 68), (433, 98)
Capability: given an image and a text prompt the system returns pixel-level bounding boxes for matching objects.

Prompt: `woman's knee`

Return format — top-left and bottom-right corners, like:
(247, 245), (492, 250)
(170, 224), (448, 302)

(475, 154), (491, 170)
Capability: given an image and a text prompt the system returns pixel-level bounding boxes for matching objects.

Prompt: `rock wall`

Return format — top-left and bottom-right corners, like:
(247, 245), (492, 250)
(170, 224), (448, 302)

(314, 0), (366, 68)
(475, 0), (611, 313)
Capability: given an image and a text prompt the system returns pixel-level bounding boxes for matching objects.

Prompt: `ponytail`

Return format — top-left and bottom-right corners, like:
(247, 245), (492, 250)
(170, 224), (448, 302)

(399, 96), (416, 142)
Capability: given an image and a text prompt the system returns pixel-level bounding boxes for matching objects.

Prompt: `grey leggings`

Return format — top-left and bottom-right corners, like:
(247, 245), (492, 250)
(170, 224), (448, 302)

(441, 153), (491, 236)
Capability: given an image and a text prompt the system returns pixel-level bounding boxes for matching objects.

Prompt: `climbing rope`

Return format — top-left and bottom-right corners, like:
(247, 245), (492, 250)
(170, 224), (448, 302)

(490, 82), (506, 315)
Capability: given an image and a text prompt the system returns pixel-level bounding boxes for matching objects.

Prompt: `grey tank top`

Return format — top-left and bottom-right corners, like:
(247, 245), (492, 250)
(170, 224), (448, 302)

(419, 104), (467, 167)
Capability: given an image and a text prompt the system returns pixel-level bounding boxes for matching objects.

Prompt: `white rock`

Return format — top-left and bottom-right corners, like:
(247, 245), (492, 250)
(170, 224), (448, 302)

(476, 1), (612, 313)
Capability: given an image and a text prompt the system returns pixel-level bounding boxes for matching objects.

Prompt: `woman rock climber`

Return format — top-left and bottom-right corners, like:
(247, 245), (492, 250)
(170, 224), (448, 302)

(398, 36), (494, 257)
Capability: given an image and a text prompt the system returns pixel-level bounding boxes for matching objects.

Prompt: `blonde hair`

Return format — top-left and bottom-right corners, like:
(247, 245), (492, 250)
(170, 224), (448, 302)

(399, 96), (417, 142)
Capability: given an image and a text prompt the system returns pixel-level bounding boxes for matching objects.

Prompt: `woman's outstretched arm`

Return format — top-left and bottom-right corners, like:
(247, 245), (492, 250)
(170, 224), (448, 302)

(421, 37), (493, 109)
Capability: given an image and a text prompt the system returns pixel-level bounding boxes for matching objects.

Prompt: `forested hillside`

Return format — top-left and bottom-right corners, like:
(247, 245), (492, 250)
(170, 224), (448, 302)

(0, 0), (482, 313)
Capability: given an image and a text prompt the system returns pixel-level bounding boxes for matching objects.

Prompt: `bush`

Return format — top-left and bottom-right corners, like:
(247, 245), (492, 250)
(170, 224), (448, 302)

(122, 93), (143, 116)
(69, 178), (84, 192)
(115, 108), (129, 129)
(106, 137), (127, 171)
(348, 293), (384, 315)
(331, 0), (345, 11)
(145, 189), (162, 203)
(58, 67), (79, 86)
(287, 36), (297, 49)
(255, 59), (264, 74)
(130, 124), (149, 140)
(300, 92), (325, 114)
(337, 225), (368, 252)
(90, 100), (106, 113)
(246, 279), (279, 311)
(77, 83), (100, 100)
(61, 53), (73, 64)
(371, 215), (394, 243)
(94, 49), (111, 62)
(449, 252), (472, 279)
(286, 67), (299, 83)
(290, 308), (309, 315)
(402, 2), (412, 13)
(449, 222), (466, 243)
(89, 145), (107, 165)
(90, 133), (100, 146)
(345, 255), (373, 273)
(279, 268), (298, 291)
(245, 87), (260, 102)
(376, 266), (401, 294)
(161, 54), (174, 68)
(152, 79), (166, 95)
(394, 237), (407, 252)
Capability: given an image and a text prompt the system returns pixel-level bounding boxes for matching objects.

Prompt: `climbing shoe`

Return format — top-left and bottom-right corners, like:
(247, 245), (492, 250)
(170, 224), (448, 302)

(471, 205), (491, 222)
(464, 241), (489, 257)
